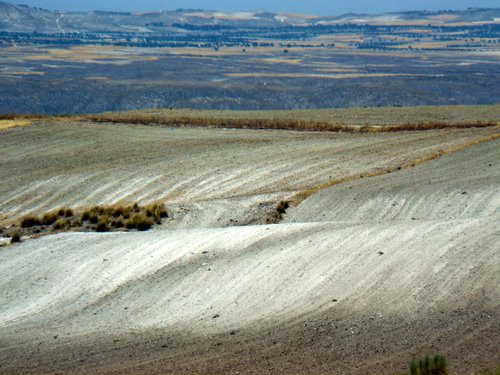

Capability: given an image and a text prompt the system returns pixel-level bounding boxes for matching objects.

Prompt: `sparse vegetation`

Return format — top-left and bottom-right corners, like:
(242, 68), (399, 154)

(21, 216), (42, 228)
(8, 202), (169, 243)
(409, 355), (449, 375)
(10, 232), (21, 243)
(266, 200), (290, 224)
(476, 367), (500, 375)
(126, 213), (153, 231)
(85, 105), (499, 133)
(396, 355), (450, 375)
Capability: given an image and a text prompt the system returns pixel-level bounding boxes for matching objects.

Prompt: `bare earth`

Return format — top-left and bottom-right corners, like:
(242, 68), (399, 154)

(0, 121), (498, 374)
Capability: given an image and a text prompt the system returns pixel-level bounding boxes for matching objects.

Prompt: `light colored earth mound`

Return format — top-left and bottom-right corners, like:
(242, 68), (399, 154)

(2, 218), (495, 335)
(286, 138), (500, 223)
(0, 121), (497, 226)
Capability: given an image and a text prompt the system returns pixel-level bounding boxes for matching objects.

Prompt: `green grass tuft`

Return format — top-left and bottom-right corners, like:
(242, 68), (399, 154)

(409, 355), (449, 375)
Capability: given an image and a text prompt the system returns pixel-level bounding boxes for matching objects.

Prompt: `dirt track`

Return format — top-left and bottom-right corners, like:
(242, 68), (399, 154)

(0, 122), (499, 374)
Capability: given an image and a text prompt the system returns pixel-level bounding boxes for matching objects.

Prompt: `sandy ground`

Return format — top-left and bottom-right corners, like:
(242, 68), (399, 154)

(0, 123), (499, 374)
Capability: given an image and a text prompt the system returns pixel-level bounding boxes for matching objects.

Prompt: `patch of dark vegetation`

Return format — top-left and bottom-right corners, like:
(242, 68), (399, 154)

(396, 354), (450, 375)
(265, 200), (290, 224)
(4, 202), (169, 244)
(10, 232), (21, 243)
(21, 216), (42, 228)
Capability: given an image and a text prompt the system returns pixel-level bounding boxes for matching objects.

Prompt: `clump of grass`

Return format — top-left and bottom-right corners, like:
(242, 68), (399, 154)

(409, 355), (450, 375)
(10, 232), (21, 243)
(265, 200), (290, 224)
(21, 216), (42, 228)
(276, 200), (289, 214)
(125, 213), (153, 231)
(41, 212), (58, 225)
(52, 219), (68, 231)
(9, 202), (168, 244)
(96, 221), (110, 232)
(145, 202), (169, 224)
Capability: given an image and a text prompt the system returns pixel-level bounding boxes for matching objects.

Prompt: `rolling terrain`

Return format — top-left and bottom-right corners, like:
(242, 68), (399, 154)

(0, 110), (499, 373)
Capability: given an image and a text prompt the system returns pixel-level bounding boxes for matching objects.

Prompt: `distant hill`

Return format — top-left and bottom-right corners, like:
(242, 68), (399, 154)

(0, 1), (499, 33)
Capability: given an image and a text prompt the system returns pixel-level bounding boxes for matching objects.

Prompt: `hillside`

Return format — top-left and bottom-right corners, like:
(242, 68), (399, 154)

(0, 110), (499, 373)
(1, 2), (499, 33)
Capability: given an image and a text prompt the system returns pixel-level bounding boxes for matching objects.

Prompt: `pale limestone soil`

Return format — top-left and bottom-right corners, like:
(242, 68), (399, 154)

(285, 138), (500, 223)
(0, 121), (497, 226)
(0, 124), (498, 374)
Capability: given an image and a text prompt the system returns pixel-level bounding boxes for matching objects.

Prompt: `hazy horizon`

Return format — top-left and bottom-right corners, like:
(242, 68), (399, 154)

(11, 0), (500, 15)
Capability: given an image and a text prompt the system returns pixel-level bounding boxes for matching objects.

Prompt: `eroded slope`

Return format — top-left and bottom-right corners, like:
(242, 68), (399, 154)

(0, 129), (498, 374)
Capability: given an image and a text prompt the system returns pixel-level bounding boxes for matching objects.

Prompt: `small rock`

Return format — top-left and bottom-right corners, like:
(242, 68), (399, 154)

(378, 251), (384, 256)
(212, 314), (220, 319)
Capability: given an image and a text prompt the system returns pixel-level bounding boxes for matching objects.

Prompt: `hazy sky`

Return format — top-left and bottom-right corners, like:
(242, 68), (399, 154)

(13, 0), (500, 15)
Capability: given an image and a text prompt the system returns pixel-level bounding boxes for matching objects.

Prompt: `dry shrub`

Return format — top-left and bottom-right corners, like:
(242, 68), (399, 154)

(276, 200), (289, 214)
(21, 216), (42, 228)
(10, 232), (21, 243)
(52, 219), (67, 230)
(96, 221), (109, 232)
(41, 212), (58, 225)
(126, 213), (153, 231)
(11, 202), (168, 242)
(145, 203), (169, 224)
(265, 200), (290, 224)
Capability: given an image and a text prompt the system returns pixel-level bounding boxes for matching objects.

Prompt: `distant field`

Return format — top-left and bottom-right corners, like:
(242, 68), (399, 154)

(86, 104), (500, 131)
(1, 43), (499, 115)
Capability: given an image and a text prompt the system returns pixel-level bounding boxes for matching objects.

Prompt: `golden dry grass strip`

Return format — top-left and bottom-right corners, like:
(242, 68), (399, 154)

(85, 113), (499, 133)
(0, 120), (33, 131)
(83, 105), (500, 133)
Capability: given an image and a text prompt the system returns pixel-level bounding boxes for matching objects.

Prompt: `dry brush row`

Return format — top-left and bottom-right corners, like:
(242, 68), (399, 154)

(85, 113), (499, 133)
(2, 202), (168, 244)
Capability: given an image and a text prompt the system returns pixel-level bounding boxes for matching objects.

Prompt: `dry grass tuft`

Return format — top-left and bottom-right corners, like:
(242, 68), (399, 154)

(125, 213), (154, 231)
(10, 232), (21, 243)
(265, 200), (290, 224)
(7, 202), (168, 243)
(21, 216), (42, 228)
